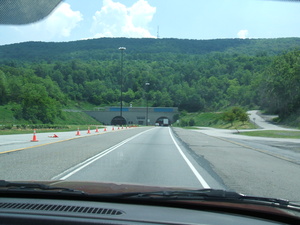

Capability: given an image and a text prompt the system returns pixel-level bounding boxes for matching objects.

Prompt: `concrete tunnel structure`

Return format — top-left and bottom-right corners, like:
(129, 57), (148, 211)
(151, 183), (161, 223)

(85, 107), (179, 126)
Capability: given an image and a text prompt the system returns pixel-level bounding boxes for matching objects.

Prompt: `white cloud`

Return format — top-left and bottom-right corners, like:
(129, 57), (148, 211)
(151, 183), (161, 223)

(129, 0), (156, 28)
(237, 30), (249, 39)
(12, 3), (83, 42)
(91, 0), (156, 38)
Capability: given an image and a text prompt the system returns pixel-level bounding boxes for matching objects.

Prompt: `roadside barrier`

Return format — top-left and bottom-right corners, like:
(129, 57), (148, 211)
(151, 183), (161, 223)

(30, 129), (39, 142)
(24, 125), (138, 144)
(76, 128), (80, 136)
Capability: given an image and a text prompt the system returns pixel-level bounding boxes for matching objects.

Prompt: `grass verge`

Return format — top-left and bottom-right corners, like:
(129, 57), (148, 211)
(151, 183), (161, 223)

(0, 105), (104, 135)
(0, 125), (104, 135)
(238, 130), (300, 139)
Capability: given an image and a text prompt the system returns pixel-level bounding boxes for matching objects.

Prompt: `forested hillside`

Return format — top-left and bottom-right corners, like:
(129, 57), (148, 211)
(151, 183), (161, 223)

(0, 37), (299, 124)
(1, 37), (300, 62)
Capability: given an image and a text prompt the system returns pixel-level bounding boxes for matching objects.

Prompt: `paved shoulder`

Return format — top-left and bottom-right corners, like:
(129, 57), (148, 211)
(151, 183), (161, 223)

(172, 127), (300, 201)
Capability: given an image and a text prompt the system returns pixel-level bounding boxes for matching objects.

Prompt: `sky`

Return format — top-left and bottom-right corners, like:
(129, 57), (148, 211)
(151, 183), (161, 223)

(1, 0), (300, 46)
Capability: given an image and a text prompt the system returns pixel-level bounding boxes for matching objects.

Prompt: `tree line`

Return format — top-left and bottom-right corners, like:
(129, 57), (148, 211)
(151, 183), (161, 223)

(1, 37), (300, 62)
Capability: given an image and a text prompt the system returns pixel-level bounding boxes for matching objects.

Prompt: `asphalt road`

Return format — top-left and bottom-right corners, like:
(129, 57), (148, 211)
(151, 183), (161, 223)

(0, 127), (152, 180)
(1, 122), (299, 201)
(58, 127), (224, 188)
(172, 111), (300, 201)
(173, 128), (300, 201)
(193, 110), (300, 164)
(0, 127), (224, 189)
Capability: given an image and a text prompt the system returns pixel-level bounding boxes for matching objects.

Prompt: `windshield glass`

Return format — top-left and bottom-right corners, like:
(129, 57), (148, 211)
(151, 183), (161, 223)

(0, 0), (300, 204)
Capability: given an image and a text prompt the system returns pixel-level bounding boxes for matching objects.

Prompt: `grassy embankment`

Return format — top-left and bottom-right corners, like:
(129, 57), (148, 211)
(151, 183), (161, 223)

(176, 112), (256, 130)
(0, 105), (102, 135)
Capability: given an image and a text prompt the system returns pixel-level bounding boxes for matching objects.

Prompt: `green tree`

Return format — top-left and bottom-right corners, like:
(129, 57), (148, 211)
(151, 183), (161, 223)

(20, 83), (62, 123)
(0, 70), (9, 105)
(261, 50), (300, 118)
(222, 111), (236, 126)
(189, 118), (196, 126)
(222, 106), (248, 126)
(239, 112), (249, 124)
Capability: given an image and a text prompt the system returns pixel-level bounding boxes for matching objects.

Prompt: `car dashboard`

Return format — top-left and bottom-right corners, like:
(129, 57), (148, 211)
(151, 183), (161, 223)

(0, 197), (295, 225)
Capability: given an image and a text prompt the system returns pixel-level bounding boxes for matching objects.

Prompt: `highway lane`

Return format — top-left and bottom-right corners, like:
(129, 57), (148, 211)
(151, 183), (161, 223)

(1, 125), (299, 202)
(57, 127), (224, 188)
(0, 127), (152, 180)
(0, 127), (224, 189)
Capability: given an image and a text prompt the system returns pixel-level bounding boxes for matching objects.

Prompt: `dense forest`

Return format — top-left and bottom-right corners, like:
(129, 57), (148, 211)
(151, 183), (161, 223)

(0, 37), (299, 124)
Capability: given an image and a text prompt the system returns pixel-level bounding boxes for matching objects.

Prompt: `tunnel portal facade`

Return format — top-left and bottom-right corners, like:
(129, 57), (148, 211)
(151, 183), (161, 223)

(85, 107), (178, 126)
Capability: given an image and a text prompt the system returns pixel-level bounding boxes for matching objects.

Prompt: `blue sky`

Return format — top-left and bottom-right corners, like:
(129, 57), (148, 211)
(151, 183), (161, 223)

(1, 0), (300, 46)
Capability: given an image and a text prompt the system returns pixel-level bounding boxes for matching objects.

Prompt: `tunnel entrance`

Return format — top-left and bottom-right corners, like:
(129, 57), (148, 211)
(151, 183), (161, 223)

(155, 117), (170, 126)
(111, 116), (127, 125)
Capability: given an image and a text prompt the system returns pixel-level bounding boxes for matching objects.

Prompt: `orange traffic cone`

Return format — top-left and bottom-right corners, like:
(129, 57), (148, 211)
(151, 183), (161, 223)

(87, 127), (91, 134)
(104, 127), (107, 132)
(31, 129), (39, 142)
(95, 127), (99, 133)
(76, 128), (80, 136)
(112, 127), (114, 131)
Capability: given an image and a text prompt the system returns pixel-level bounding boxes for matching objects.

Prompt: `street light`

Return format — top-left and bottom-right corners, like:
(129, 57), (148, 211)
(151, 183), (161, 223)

(119, 47), (126, 122)
(145, 82), (150, 126)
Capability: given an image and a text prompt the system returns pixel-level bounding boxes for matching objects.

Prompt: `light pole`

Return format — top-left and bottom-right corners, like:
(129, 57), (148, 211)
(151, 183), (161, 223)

(145, 82), (150, 126)
(119, 47), (126, 122)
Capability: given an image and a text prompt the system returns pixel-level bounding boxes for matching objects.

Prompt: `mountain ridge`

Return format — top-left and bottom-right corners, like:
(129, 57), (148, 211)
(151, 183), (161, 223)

(1, 37), (300, 62)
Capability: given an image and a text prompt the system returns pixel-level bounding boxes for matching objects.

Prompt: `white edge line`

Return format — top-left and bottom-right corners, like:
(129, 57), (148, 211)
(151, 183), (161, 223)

(52, 128), (155, 180)
(168, 127), (210, 189)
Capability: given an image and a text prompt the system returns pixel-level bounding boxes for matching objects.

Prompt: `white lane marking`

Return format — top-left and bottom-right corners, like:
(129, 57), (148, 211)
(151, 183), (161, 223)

(51, 128), (155, 180)
(168, 127), (210, 188)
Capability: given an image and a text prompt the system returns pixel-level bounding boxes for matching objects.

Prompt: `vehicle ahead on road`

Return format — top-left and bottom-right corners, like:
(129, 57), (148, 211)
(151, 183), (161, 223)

(163, 118), (169, 126)
(1, 0), (300, 224)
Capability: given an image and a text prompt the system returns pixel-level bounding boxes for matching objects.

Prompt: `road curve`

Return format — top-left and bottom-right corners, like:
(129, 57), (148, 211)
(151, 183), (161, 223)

(248, 110), (298, 130)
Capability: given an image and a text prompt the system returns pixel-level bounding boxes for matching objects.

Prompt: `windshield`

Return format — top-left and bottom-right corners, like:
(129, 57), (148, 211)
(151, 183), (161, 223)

(0, 0), (300, 205)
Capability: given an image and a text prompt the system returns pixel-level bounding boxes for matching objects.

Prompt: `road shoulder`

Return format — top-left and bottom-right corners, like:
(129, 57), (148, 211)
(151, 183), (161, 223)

(172, 127), (300, 201)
